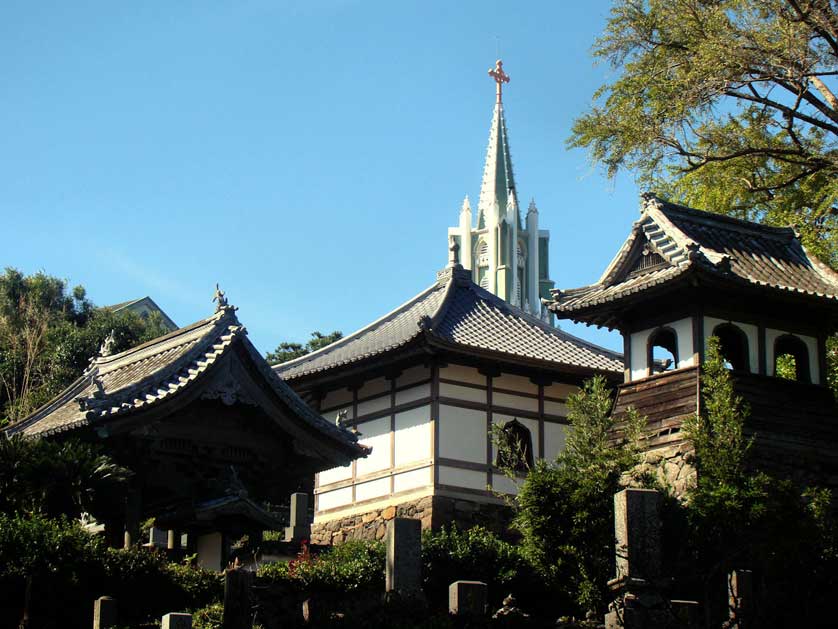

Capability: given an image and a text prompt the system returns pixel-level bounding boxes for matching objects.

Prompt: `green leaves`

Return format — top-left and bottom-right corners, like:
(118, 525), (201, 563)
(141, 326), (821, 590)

(265, 330), (343, 365)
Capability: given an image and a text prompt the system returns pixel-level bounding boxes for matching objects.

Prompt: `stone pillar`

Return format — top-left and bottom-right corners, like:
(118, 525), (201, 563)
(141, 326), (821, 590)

(605, 489), (665, 629)
(123, 490), (141, 549)
(449, 581), (487, 616)
(149, 526), (167, 548)
(385, 518), (422, 597)
(161, 612), (192, 629)
(284, 492), (311, 542)
(222, 566), (253, 629)
(728, 569), (753, 628)
(167, 529), (180, 551)
(196, 532), (225, 571)
(92, 596), (117, 629)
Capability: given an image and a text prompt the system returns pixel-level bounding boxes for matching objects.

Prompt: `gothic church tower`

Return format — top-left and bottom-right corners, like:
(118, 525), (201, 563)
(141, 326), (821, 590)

(448, 60), (555, 322)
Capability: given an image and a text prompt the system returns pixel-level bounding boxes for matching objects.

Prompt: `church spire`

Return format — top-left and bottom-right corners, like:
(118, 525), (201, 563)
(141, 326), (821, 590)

(477, 60), (518, 230)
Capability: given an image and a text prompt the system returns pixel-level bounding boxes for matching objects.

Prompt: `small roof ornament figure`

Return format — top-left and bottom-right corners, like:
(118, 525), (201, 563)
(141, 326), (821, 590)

(99, 330), (116, 357)
(213, 283), (229, 312)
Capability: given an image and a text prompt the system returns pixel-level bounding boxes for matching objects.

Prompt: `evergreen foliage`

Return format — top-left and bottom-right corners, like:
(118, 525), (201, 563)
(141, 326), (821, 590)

(571, 0), (838, 264)
(265, 330), (343, 365)
(511, 376), (645, 614)
(0, 268), (169, 426)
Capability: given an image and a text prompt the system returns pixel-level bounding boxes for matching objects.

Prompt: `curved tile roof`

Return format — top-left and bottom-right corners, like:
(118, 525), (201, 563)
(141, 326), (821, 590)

(5, 307), (366, 458)
(551, 195), (838, 316)
(275, 266), (623, 380)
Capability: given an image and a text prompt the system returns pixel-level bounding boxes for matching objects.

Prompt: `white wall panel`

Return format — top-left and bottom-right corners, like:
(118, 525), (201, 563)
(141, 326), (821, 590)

(398, 365), (429, 388)
(544, 423), (568, 461)
(490, 474), (519, 495)
(440, 364), (485, 386)
(440, 382), (486, 404)
(494, 373), (538, 394)
(394, 466), (431, 492)
(321, 388), (353, 410)
(439, 404), (487, 463)
(396, 383), (431, 406)
(543, 400), (567, 417)
(317, 487), (353, 511)
(356, 417), (391, 475)
(544, 383), (576, 399)
(357, 395), (390, 418)
(439, 466), (486, 491)
(493, 391), (539, 413)
(630, 317), (694, 380)
(355, 477), (390, 502)
(318, 464), (352, 486)
(358, 377), (389, 399)
(395, 406), (431, 465)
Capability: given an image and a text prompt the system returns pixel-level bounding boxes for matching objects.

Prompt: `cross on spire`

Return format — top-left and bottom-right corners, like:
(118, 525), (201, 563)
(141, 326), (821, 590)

(488, 59), (510, 104)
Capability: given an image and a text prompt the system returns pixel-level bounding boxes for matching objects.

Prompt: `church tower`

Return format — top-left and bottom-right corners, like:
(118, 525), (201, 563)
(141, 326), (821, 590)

(448, 60), (555, 322)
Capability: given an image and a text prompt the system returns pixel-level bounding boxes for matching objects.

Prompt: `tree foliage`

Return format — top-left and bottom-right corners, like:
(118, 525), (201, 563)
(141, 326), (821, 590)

(0, 268), (169, 425)
(265, 330), (343, 365)
(511, 376), (645, 614)
(572, 0), (838, 263)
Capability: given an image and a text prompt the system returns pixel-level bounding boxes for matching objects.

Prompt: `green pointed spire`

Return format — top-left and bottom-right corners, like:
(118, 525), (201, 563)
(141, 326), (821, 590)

(477, 98), (517, 230)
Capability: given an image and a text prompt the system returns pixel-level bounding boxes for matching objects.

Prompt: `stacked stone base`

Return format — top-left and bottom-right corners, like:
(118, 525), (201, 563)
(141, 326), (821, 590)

(311, 495), (514, 545)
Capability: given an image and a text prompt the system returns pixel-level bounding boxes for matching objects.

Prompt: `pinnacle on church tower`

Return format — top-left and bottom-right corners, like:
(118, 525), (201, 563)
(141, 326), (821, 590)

(446, 60), (556, 323)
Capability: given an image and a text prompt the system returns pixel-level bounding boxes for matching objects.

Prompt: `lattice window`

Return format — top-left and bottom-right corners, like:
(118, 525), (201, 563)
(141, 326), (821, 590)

(630, 244), (666, 275)
(476, 240), (489, 267)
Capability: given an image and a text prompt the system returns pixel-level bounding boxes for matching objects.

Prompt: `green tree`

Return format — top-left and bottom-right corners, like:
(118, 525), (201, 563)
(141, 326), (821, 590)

(571, 0), (838, 263)
(511, 376), (645, 614)
(0, 268), (169, 425)
(266, 330), (343, 365)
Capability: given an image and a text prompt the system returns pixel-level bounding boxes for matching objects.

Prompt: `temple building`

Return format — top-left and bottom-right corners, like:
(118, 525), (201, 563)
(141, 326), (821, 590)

(275, 250), (622, 543)
(4, 291), (367, 569)
(447, 60), (555, 322)
(548, 194), (838, 493)
(108, 296), (178, 332)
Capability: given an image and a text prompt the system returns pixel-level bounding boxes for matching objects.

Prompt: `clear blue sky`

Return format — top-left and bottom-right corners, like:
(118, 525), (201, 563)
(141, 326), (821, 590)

(2, 1), (640, 354)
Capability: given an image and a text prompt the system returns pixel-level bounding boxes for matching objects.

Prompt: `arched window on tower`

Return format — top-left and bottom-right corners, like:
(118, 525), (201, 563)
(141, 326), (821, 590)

(648, 328), (678, 375)
(515, 241), (526, 305)
(713, 324), (750, 372)
(774, 335), (811, 383)
(495, 419), (534, 473)
(475, 240), (489, 289)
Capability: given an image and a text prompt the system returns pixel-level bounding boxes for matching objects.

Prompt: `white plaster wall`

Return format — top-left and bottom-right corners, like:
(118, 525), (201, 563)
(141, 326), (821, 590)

(321, 388), (353, 410)
(439, 466), (486, 491)
(396, 383), (431, 406)
(355, 477), (390, 502)
(494, 373), (539, 394)
(398, 365), (429, 388)
(356, 417), (391, 476)
(394, 466), (431, 492)
(394, 406), (431, 465)
(543, 400), (567, 417)
(318, 463), (352, 486)
(357, 395), (390, 418)
(490, 475), (519, 496)
(358, 377), (389, 399)
(440, 364), (485, 386)
(630, 317), (694, 380)
(765, 328), (819, 383)
(705, 317), (759, 373)
(318, 487), (353, 512)
(493, 391), (539, 413)
(439, 404), (487, 463)
(544, 422), (569, 460)
(440, 382), (486, 404)
(544, 383), (576, 399)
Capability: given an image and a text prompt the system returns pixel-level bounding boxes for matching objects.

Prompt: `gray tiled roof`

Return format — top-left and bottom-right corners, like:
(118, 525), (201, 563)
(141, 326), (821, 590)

(551, 195), (838, 315)
(5, 307), (366, 456)
(275, 266), (623, 380)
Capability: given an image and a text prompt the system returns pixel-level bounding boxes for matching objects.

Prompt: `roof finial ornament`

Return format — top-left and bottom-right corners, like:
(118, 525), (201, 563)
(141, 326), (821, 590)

(213, 283), (229, 312)
(461, 195), (471, 214)
(448, 236), (461, 267)
(641, 192), (663, 213)
(528, 198), (538, 214)
(99, 330), (116, 357)
(488, 59), (510, 104)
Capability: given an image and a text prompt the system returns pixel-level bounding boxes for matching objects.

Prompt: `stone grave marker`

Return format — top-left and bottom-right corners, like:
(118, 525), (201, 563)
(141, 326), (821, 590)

(92, 596), (117, 629)
(449, 580), (487, 616)
(385, 517), (422, 596)
(161, 612), (192, 629)
(285, 492), (311, 542)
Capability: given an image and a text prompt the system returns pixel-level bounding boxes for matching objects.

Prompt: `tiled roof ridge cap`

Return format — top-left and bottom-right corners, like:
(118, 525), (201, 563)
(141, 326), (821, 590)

(800, 241), (838, 286)
(93, 308), (233, 368)
(274, 281), (446, 373)
(653, 197), (796, 239)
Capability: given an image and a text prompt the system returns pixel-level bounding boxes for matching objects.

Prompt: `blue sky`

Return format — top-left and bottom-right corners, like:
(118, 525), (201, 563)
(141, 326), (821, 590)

(2, 1), (640, 354)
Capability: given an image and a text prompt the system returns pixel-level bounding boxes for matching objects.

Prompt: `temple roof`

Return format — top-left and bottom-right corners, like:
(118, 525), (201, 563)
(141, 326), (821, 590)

(275, 265), (623, 382)
(5, 305), (367, 460)
(108, 295), (178, 332)
(549, 195), (838, 326)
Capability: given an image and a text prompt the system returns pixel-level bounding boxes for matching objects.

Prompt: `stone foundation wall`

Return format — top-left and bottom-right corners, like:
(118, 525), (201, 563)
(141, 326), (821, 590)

(632, 441), (696, 498)
(311, 495), (514, 545)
